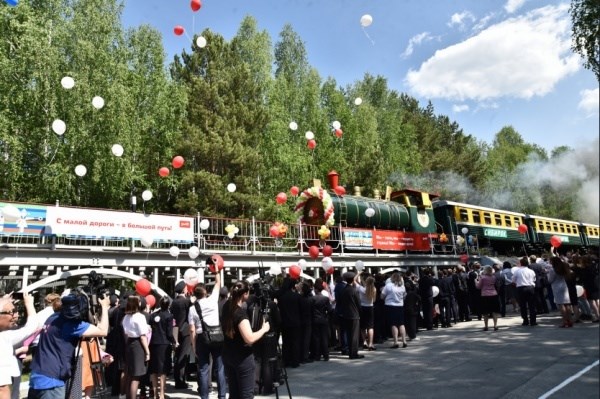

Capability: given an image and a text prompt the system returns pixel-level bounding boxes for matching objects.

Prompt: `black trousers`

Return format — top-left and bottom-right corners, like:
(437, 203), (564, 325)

(340, 317), (360, 358)
(517, 286), (537, 325)
(310, 322), (330, 360)
(173, 334), (191, 384)
(281, 325), (301, 367)
(421, 297), (434, 329)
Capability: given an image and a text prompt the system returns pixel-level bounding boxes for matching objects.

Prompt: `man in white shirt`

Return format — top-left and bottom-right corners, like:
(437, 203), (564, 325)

(512, 257), (537, 326)
(189, 272), (226, 399)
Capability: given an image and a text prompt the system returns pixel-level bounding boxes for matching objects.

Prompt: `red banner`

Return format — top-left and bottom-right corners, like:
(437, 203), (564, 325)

(372, 230), (431, 251)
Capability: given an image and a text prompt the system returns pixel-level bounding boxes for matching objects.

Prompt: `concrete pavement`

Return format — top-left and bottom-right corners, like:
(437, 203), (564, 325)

(20, 312), (599, 399)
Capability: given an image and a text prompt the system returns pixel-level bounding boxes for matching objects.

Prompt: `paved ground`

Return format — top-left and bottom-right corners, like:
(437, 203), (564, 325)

(21, 312), (599, 399)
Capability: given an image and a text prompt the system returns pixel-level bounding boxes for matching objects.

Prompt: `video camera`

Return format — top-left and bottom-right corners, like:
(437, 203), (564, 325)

(83, 271), (112, 319)
(250, 262), (276, 331)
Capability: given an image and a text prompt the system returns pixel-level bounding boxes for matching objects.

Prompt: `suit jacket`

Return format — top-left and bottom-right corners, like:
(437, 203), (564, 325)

(170, 295), (191, 337)
(337, 284), (360, 320)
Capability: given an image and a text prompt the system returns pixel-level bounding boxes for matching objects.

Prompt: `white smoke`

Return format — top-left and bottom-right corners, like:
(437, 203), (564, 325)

(388, 137), (599, 224)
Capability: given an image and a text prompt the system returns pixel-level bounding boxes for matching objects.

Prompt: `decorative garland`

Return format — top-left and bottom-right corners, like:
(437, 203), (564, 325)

(294, 186), (335, 226)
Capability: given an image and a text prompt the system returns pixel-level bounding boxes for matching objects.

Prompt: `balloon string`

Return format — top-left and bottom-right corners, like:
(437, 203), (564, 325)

(185, 31), (194, 45)
(362, 27), (375, 45)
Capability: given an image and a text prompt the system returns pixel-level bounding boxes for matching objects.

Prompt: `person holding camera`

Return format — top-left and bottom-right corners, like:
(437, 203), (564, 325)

(221, 281), (270, 399)
(189, 272), (226, 399)
(27, 290), (110, 399)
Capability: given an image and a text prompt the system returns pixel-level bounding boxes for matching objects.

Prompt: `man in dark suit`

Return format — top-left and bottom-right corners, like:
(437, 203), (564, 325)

(170, 280), (192, 389)
(336, 272), (363, 359)
(276, 277), (302, 368)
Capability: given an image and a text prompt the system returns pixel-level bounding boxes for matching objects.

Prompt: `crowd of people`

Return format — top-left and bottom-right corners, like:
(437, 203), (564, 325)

(0, 249), (597, 399)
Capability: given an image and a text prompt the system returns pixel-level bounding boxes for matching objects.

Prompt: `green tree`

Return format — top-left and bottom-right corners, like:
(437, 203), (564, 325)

(570, 0), (600, 81)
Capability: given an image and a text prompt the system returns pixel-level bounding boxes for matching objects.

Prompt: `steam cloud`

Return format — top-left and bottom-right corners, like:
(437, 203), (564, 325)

(390, 137), (599, 224)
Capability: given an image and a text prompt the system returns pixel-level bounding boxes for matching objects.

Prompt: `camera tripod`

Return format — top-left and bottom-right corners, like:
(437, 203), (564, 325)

(257, 338), (292, 399)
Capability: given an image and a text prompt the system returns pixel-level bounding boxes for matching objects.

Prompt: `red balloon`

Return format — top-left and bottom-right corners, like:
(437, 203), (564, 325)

(276, 192), (287, 205)
(145, 294), (156, 309)
(308, 245), (320, 259)
(326, 267), (334, 275)
(269, 225), (280, 237)
(322, 244), (333, 257)
(518, 224), (527, 234)
(174, 25), (185, 36)
(135, 279), (152, 296)
(460, 254), (469, 264)
(289, 265), (301, 280)
(334, 128), (343, 138)
(550, 235), (562, 248)
(207, 254), (224, 273)
(307, 139), (316, 150)
(172, 156), (184, 169)
(334, 186), (346, 196)
(159, 167), (170, 177)
(190, 0), (201, 12)
(290, 186), (300, 196)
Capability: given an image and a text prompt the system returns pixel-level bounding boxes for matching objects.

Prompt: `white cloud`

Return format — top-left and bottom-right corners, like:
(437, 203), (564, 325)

(578, 88), (600, 116)
(401, 32), (434, 59)
(452, 104), (470, 113)
(505, 0), (527, 13)
(448, 11), (476, 30)
(472, 14), (494, 32)
(405, 4), (579, 102)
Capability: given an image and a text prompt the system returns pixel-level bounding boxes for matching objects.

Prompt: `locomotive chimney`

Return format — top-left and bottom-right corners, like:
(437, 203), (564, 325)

(327, 170), (339, 189)
(373, 189), (380, 199)
(354, 186), (362, 196)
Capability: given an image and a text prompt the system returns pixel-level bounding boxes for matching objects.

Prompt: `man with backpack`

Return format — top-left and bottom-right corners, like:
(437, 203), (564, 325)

(453, 265), (471, 322)
(28, 289), (110, 399)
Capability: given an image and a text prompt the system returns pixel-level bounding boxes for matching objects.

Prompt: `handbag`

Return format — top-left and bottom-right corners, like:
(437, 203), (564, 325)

(194, 302), (224, 345)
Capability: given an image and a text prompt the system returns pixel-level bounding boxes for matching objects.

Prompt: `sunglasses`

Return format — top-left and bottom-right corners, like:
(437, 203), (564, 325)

(0, 309), (18, 315)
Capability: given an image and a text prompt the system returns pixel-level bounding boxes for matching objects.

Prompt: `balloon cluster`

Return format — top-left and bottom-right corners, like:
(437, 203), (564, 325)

(318, 225), (331, 240)
(174, 0), (208, 49)
(269, 222), (288, 238)
(225, 224), (239, 239)
(332, 121), (343, 138)
(305, 131), (316, 150)
(135, 279), (156, 309)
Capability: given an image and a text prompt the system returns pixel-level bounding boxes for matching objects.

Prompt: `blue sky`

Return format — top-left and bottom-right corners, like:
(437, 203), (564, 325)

(121, 0), (599, 153)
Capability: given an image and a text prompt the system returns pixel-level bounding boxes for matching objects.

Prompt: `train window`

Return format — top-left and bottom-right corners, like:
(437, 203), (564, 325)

(459, 208), (469, 222)
(473, 212), (481, 224)
(484, 213), (492, 224)
(494, 214), (502, 226)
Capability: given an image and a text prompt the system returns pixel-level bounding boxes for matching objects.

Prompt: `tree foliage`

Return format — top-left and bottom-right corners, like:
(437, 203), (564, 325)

(570, 0), (600, 81)
(0, 3), (587, 223)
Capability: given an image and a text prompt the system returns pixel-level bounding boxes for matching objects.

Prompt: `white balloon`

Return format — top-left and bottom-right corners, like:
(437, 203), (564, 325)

(322, 256), (333, 269)
(432, 286), (440, 298)
(196, 36), (207, 48)
(61, 76), (75, 89)
(52, 119), (66, 136)
(92, 96), (105, 109)
(332, 121), (341, 129)
(355, 260), (365, 271)
(227, 183), (236, 193)
(269, 265), (282, 276)
(183, 268), (198, 286)
(365, 207), (375, 218)
(1, 205), (21, 222)
(169, 246), (180, 258)
(461, 227), (469, 235)
(289, 121), (298, 131)
(576, 285), (584, 297)
(189, 246), (200, 260)
(298, 259), (307, 271)
(74, 164), (87, 177)
(199, 219), (210, 230)
(354, 97), (363, 105)
(360, 14), (373, 27)
(140, 235), (154, 248)
(305, 131), (314, 140)
(141, 190), (153, 201)
(111, 144), (124, 157)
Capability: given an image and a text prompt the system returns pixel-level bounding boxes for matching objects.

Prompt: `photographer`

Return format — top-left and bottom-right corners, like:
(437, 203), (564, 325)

(27, 290), (110, 399)
(221, 281), (270, 399)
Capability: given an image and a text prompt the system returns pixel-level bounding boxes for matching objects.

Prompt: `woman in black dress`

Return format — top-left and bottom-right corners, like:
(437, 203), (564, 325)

(149, 297), (174, 399)
(221, 281), (271, 399)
